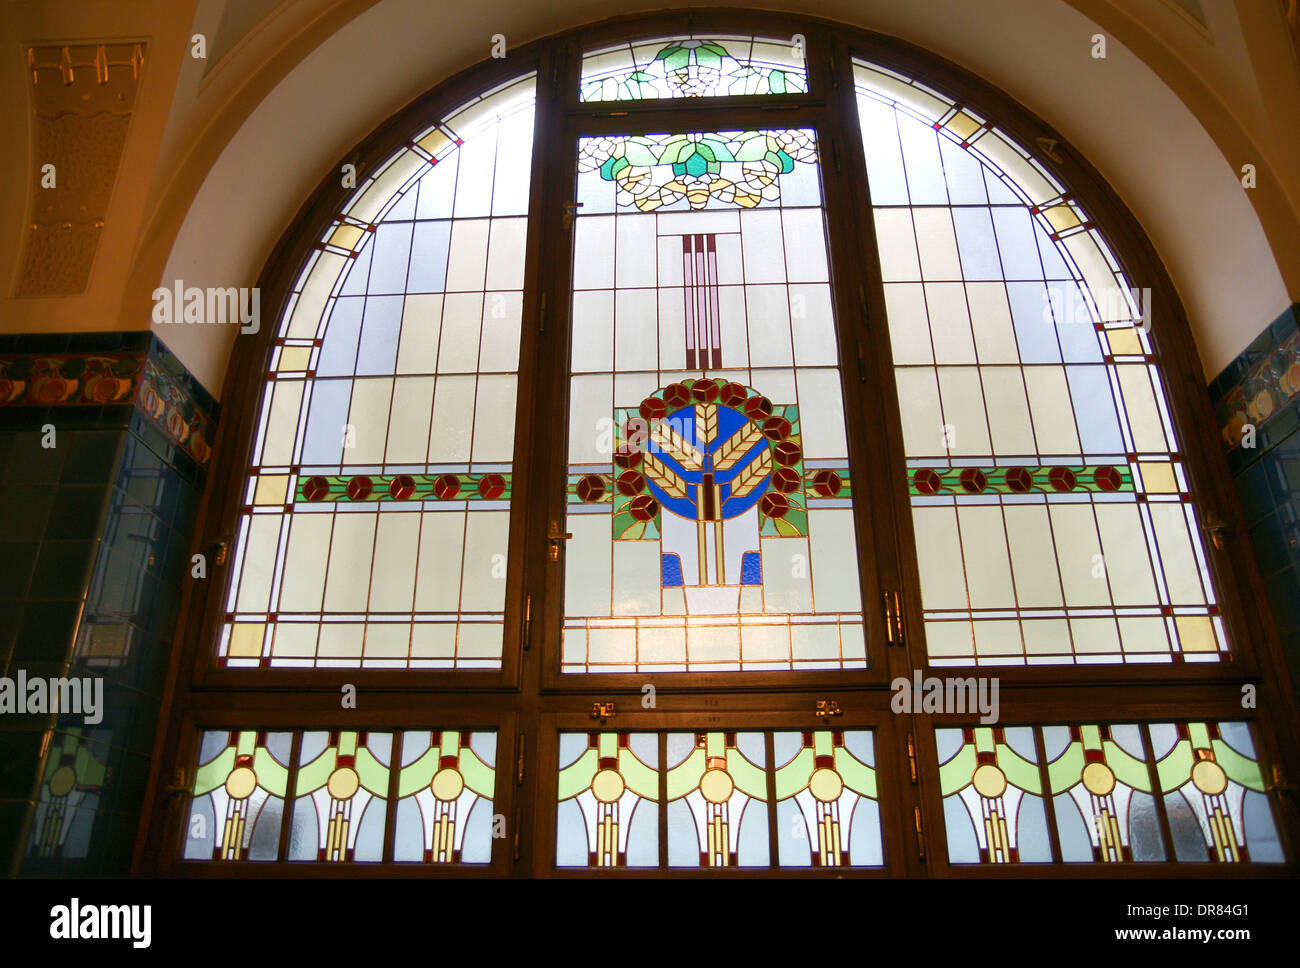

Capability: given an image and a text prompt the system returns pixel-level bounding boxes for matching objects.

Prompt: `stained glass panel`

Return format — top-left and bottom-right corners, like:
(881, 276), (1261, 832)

(563, 128), (866, 673)
(855, 60), (1225, 667)
(580, 35), (806, 102)
(288, 731), (391, 862)
(185, 730), (293, 861)
(393, 730), (497, 864)
(221, 75), (535, 669)
(556, 731), (660, 867)
(774, 729), (883, 867)
(667, 731), (768, 867)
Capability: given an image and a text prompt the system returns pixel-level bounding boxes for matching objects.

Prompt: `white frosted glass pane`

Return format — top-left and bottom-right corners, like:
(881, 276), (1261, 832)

(472, 374), (517, 462)
(364, 623), (412, 661)
(414, 511), (464, 611)
(925, 282), (976, 364)
(873, 210), (920, 281)
(794, 368), (848, 459)
(384, 377), (434, 464)
(235, 514), (282, 613)
(461, 511), (509, 610)
(277, 514), (333, 612)
(260, 381), (304, 466)
(270, 623), (318, 660)
(659, 287), (688, 369)
(345, 378), (393, 463)
(966, 282), (1019, 363)
(287, 254), (346, 338)
(414, 158), (457, 220)
(565, 515), (612, 616)
(491, 106), (535, 216)
(937, 367), (991, 456)
(1023, 367), (1082, 456)
(485, 217), (527, 290)
(572, 290), (614, 372)
(612, 542), (661, 616)
(957, 505), (1014, 608)
(912, 507), (966, 609)
(396, 295), (443, 374)
(615, 215), (657, 288)
(1115, 364), (1169, 453)
(323, 512), (377, 612)
(974, 133), (1055, 203)
(317, 623), (364, 660)
(745, 285), (794, 367)
(573, 216), (615, 290)
(1048, 505), (1108, 606)
(713, 233), (742, 284)
(437, 292), (484, 373)
(857, 96), (909, 205)
(614, 288), (659, 372)
(1095, 503), (1158, 606)
(809, 508), (861, 611)
(452, 126), (497, 218)
(347, 151), (426, 224)
(973, 620), (1023, 659)
(1066, 234), (1124, 318)
(790, 284), (837, 366)
(1023, 618), (1071, 658)
(479, 290), (522, 372)
(782, 209), (829, 282)
(716, 285), (748, 368)
(1118, 616), (1170, 654)
(883, 283), (932, 365)
(926, 619), (974, 659)
(369, 513), (420, 612)
(898, 113), (948, 205)
(762, 538), (812, 612)
(568, 374), (612, 463)
(894, 367), (943, 457)
(740, 210), (786, 283)
(1149, 503), (1206, 605)
(1071, 618), (1121, 656)
(1003, 505), (1064, 607)
(853, 67), (948, 122)
(981, 366), (1037, 454)
(444, 220), (490, 292)
(428, 374), (475, 462)
(912, 209), (961, 280)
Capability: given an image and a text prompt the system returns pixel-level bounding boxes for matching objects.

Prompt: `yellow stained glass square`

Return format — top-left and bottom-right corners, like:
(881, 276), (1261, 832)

(944, 111), (981, 141)
(229, 623), (266, 658)
(254, 474), (290, 505)
(1175, 616), (1217, 653)
(1138, 461), (1178, 494)
(1042, 203), (1082, 232)
(277, 346), (312, 372)
(1106, 328), (1143, 356)
(417, 128), (453, 158)
(327, 224), (365, 250)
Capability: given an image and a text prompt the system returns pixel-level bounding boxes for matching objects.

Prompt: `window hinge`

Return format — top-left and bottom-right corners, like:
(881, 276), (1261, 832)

(884, 590), (904, 646)
(522, 594), (532, 651)
(516, 733), (526, 785)
(591, 701), (616, 724)
(1201, 512), (1229, 551)
(856, 338), (866, 383)
(831, 135), (841, 173)
(914, 806), (926, 860)
(512, 805), (522, 860)
(538, 290), (547, 334)
(828, 48), (838, 87)
(815, 699), (842, 719)
(857, 284), (868, 325)
(906, 732), (918, 783)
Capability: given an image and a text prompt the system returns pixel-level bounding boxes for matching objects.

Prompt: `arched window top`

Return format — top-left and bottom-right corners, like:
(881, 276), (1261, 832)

(580, 34), (807, 102)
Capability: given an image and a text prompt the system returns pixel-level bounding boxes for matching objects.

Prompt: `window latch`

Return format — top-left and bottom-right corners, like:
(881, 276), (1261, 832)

(591, 701), (616, 724)
(548, 520), (572, 561)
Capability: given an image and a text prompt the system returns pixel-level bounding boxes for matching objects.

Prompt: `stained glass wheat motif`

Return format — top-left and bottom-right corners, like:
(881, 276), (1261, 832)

(855, 60), (1226, 667)
(565, 129), (866, 672)
(580, 35), (807, 102)
(219, 75), (535, 669)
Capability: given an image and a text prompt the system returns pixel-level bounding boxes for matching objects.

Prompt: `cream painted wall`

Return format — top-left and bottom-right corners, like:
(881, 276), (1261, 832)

(5, 0), (1299, 397)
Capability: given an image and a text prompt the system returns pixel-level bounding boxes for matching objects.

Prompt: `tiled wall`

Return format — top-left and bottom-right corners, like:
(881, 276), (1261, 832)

(1212, 304), (1300, 701)
(0, 331), (215, 875)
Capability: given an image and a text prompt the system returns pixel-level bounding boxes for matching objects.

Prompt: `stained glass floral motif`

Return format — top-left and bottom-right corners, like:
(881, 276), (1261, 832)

(938, 726), (1051, 864)
(667, 731), (768, 867)
(939, 722), (1283, 865)
(855, 59), (1225, 666)
(288, 731), (391, 862)
(220, 74), (535, 669)
(27, 728), (110, 860)
(1044, 724), (1164, 862)
(556, 732), (660, 867)
(184, 729), (498, 865)
(185, 730), (292, 861)
(580, 35), (806, 102)
(774, 730), (882, 867)
(393, 731), (497, 864)
(565, 129), (864, 673)
(579, 130), (816, 212)
(1151, 721), (1283, 863)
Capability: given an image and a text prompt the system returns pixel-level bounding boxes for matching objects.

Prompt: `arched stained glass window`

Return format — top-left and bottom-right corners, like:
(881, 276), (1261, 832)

(145, 15), (1293, 878)
(855, 60), (1223, 667)
(223, 76), (535, 669)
